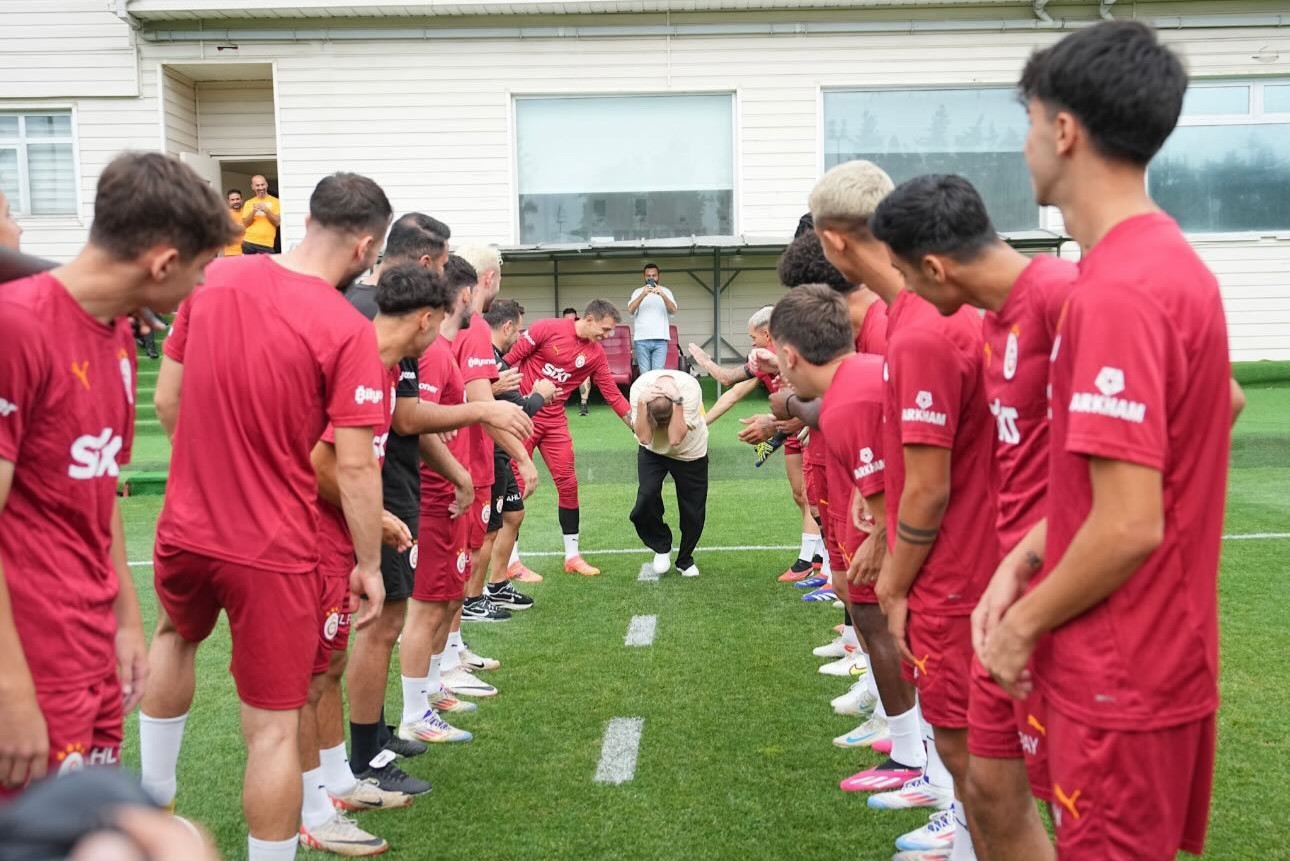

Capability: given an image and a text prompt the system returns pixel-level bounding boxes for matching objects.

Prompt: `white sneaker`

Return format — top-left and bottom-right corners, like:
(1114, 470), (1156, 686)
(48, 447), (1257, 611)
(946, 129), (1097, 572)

(651, 552), (671, 575)
(818, 651), (863, 677)
(868, 773), (955, 810)
(441, 666), (497, 698)
(813, 636), (852, 658)
(679, 564), (700, 578)
(895, 809), (956, 852)
(833, 713), (890, 748)
(329, 777), (413, 811)
(831, 679), (878, 716)
(460, 644), (500, 671)
(299, 813), (388, 856)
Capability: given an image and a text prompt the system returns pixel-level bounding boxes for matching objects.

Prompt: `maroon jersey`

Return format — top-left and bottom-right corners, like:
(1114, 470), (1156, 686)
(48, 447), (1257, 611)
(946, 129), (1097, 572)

(317, 363), (400, 573)
(1037, 213), (1230, 730)
(883, 290), (998, 616)
(856, 297), (889, 356)
(820, 353), (886, 506)
(418, 335), (470, 507)
(0, 273), (136, 688)
(982, 255), (1078, 552)
(157, 256), (387, 574)
(504, 318), (630, 419)
(451, 316), (499, 486)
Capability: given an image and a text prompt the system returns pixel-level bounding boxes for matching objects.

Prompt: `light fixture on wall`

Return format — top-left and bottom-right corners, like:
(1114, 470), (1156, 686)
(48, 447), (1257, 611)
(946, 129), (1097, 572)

(216, 44), (239, 52)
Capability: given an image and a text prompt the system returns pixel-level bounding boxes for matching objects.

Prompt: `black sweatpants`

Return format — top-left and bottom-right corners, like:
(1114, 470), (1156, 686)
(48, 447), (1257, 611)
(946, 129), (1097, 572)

(630, 447), (709, 571)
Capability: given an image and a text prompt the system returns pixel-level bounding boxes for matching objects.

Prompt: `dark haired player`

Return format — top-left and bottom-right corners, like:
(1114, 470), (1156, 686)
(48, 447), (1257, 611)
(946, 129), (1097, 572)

(0, 153), (233, 799)
(140, 172), (393, 861)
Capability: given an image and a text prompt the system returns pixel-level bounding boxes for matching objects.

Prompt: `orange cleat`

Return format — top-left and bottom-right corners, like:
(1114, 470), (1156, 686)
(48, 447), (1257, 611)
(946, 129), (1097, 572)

(778, 562), (814, 583)
(562, 555), (601, 576)
(507, 560), (543, 583)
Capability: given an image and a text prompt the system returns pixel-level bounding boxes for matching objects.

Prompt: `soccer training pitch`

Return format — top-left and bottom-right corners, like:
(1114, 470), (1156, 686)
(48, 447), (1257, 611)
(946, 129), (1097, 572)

(118, 378), (1290, 860)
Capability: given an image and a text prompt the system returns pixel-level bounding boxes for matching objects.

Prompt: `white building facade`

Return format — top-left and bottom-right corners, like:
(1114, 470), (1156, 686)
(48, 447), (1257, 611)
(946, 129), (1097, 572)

(2, 0), (1287, 359)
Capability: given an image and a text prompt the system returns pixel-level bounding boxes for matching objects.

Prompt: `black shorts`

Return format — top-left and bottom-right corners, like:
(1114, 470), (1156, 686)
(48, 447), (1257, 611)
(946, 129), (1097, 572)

(382, 510), (418, 601)
(487, 455), (524, 533)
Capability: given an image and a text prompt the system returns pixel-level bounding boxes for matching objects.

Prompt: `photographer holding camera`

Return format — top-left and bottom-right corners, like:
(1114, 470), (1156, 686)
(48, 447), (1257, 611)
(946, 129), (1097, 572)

(627, 262), (677, 373)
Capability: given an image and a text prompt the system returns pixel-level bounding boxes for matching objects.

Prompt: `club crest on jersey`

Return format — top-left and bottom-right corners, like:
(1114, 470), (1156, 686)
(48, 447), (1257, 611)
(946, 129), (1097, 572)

(1070, 366), (1145, 424)
(55, 743), (88, 776)
(575, 354), (586, 369)
(1003, 328), (1020, 381)
(118, 349), (134, 405)
(409, 544), (419, 569)
(496, 497), (504, 513)
(481, 504), (490, 525)
(324, 610), (341, 640)
(456, 550), (468, 574)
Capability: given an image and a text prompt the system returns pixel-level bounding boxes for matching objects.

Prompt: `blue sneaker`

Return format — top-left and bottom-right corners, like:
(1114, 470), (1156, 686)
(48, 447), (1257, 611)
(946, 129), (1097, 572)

(802, 586), (837, 603)
(794, 575), (829, 590)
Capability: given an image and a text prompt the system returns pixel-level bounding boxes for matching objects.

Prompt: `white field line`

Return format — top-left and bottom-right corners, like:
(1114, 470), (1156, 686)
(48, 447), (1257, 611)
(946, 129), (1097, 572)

(594, 717), (644, 785)
(124, 532), (1290, 568)
(625, 615), (657, 647)
(637, 562), (660, 582)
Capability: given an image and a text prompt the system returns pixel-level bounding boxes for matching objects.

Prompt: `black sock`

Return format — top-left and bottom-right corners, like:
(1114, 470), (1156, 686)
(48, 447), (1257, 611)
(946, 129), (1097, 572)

(558, 506), (580, 535)
(843, 607), (853, 627)
(350, 721), (382, 774)
(378, 709), (392, 744)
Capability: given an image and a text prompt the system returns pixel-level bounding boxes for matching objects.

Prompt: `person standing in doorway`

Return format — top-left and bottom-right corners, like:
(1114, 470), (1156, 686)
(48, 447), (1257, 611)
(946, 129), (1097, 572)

(627, 263), (676, 374)
(240, 175), (281, 255)
(224, 189), (246, 257)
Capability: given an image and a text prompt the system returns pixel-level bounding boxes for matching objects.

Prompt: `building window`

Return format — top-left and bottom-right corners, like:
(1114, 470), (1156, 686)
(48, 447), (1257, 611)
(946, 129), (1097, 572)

(0, 112), (77, 216)
(515, 94), (734, 244)
(823, 88), (1037, 232)
(1151, 79), (1290, 234)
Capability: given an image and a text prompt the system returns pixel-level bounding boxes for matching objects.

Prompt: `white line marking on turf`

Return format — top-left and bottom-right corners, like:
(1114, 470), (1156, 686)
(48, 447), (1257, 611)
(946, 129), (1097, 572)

(594, 717), (644, 785)
(625, 615), (657, 647)
(637, 563), (659, 582)
(124, 532), (1290, 569)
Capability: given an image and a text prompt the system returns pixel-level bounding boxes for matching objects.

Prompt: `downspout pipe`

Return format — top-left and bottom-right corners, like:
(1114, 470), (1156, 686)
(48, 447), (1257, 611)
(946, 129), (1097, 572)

(1033, 0), (1054, 25)
(1100, 0), (1118, 21)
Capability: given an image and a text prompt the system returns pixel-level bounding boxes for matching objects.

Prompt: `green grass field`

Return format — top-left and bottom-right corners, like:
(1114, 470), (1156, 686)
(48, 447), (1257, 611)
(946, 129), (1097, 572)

(116, 371), (1290, 861)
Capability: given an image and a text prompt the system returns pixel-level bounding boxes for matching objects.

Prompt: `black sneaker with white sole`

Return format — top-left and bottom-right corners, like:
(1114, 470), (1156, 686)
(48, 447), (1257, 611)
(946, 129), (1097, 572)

(382, 728), (427, 759)
(485, 581), (534, 610)
(353, 752), (432, 796)
(461, 595), (512, 623)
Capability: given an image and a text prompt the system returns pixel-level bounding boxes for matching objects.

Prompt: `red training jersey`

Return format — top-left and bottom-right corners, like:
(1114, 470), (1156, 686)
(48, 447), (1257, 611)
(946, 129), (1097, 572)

(0, 273), (136, 689)
(317, 363), (400, 575)
(451, 316), (499, 487)
(982, 256), (1078, 552)
(1036, 212), (1230, 730)
(820, 353), (887, 512)
(418, 335), (470, 508)
(157, 256), (387, 574)
(883, 290), (998, 616)
(503, 318), (630, 420)
(856, 295), (889, 356)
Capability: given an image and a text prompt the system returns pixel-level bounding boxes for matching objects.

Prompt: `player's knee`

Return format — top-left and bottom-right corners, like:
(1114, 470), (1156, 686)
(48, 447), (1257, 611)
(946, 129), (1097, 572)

(324, 649), (348, 683)
(242, 706), (299, 752)
(965, 760), (1021, 825)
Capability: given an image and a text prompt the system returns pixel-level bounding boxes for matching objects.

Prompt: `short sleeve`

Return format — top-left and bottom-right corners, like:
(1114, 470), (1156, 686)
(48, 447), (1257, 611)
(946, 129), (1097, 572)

(396, 358), (419, 398)
(320, 422), (337, 445)
(458, 324), (498, 385)
(627, 377), (644, 425)
(322, 320), (387, 428)
(889, 328), (963, 449)
(629, 288), (644, 311)
(1062, 290), (1168, 470)
(0, 306), (47, 462)
(854, 402), (886, 498)
(163, 293), (195, 362)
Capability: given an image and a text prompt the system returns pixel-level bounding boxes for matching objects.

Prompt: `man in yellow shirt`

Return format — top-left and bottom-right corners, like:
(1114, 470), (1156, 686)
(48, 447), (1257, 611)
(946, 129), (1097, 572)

(239, 175), (281, 254)
(223, 189), (246, 256)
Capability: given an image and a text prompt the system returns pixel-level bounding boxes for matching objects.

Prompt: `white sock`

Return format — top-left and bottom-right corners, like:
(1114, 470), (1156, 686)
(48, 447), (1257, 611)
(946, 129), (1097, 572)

(887, 706), (927, 770)
(248, 835), (298, 861)
(841, 625), (860, 649)
(924, 725), (953, 790)
(864, 652), (880, 699)
(798, 532), (815, 562)
(820, 553), (832, 578)
(448, 631), (464, 651)
(509, 542), (520, 566)
(951, 800), (978, 861)
(139, 712), (187, 806)
(401, 675), (428, 723)
(563, 533), (580, 560)
(873, 693), (887, 720)
(300, 768), (334, 830)
(319, 743), (357, 797)
(428, 652), (444, 692)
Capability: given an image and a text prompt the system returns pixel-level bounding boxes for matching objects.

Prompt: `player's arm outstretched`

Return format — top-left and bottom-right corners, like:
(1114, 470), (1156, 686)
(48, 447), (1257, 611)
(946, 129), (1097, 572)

(769, 387), (822, 430)
(686, 343), (753, 387)
(465, 377), (540, 497)
(590, 356), (633, 428)
(392, 396), (532, 441)
(332, 426), (385, 630)
(705, 377), (759, 426)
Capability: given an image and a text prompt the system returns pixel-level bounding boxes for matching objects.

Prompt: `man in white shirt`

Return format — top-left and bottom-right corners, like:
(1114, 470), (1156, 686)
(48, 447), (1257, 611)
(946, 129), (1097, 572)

(629, 370), (708, 578)
(627, 263), (677, 373)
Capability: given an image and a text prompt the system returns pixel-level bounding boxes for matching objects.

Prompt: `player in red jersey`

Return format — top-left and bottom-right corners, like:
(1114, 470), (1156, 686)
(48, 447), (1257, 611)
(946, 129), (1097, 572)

(140, 173), (393, 861)
(813, 159), (997, 859)
(977, 23), (1236, 861)
(773, 286), (927, 799)
(872, 173), (1078, 859)
(0, 153), (232, 798)
(503, 299), (633, 576)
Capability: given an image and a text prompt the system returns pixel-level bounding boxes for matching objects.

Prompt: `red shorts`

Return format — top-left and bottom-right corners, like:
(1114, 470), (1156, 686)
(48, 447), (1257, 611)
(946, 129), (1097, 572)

(805, 459), (826, 511)
(413, 505), (471, 603)
(1047, 709), (1215, 861)
(0, 674), (124, 801)
(907, 612), (971, 729)
(154, 542), (317, 710)
(826, 512), (878, 605)
(967, 657), (1051, 802)
(784, 434), (803, 457)
(467, 485), (492, 552)
(312, 568), (353, 676)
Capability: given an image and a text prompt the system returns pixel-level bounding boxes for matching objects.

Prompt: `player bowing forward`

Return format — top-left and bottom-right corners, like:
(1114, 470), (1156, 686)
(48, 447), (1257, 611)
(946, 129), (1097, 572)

(0, 153), (233, 798)
(503, 299), (633, 576)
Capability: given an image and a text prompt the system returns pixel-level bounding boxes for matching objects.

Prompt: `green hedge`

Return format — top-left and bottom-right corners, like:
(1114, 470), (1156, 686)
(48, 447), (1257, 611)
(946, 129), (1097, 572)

(1232, 361), (1290, 386)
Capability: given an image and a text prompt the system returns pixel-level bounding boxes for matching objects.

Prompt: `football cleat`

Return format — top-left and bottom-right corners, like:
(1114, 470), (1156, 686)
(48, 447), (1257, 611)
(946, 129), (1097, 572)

(833, 714), (890, 749)
(461, 595), (511, 623)
(353, 753), (431, 796)
(839, 759), (924, 793)
(867, 774), (955, 811)
(871, 737), (894, 756)
(895, 809), (957, 853)
(459, 644), (500, 672)
(813, 636), (854, 659)
(563, 556), (601, 576)
(299, 814), (388, 856)
(486, 581), (534, 610)
(777, 560), (814, 582)
(441, 666), (498, 698)
(507, 560), (543, 583)
(831, 680), (878, 717)
(819, 651), (864, 677)
(397, 710), (472, 744)
(891, 852), (951, 861)
(329, 777), (414, 811)
(794, 575), (829, 590)
(802, 586), (838, 603)
(380, 728), (426, 759)
(428, 686), (478, 714)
